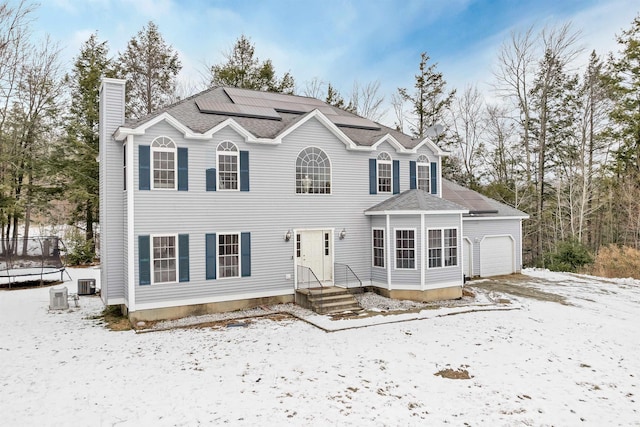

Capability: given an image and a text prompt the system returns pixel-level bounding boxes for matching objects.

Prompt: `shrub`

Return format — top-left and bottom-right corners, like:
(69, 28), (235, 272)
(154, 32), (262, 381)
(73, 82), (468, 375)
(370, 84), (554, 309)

(544, 240), (593, 273)
(589, 245), (640, 279)
(64, 230), (95, 265)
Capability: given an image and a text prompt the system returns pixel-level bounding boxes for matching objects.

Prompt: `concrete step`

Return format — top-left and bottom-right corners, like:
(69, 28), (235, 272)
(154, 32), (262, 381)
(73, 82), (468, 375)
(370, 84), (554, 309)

(314, 300), (362, 315)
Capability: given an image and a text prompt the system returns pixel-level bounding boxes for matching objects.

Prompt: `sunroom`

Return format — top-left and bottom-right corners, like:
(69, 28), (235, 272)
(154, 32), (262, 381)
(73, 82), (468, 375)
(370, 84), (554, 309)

(365, 189), (468, 301)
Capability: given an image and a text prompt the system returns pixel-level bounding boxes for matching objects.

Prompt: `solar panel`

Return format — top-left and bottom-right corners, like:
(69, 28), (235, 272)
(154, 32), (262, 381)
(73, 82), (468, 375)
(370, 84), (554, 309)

(224, 87), (326, 106)
(328, 115), (381, 131)
(195, 99), (281, 120)
(442, 182), (497, 213)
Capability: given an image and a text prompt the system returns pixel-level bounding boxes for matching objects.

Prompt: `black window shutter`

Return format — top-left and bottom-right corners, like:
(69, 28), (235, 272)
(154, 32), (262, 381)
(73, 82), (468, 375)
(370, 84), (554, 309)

(392, 160), (400, 194)
(241, 232), (251, 277)
(206, 168), (217, 191)
(139, 145), (150, 190)
(409, 161), (416, 190)
(240, 151), (249, 192)
(178, 234), (189, 282)
(430, 162), (437, 195)
(138, 235), (150, 285)
(177, 147), (188, 191)
(205, 233), (216, 279)
(369, 158), (377, 194)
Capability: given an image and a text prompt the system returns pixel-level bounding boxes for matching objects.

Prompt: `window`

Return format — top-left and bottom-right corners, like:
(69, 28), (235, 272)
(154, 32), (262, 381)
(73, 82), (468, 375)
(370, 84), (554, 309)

(373, 229), (385, 267)
(395, 229), (415, 269)
(428, 228), (458, 268)
(151, 136), (176, 189)
(296, 147), (331, 194)
(417, 154), (430, 192)
(324, 232), (330, 256)
(217, 141), (238, 190)
(296, 234), (301, 258)
(377, 152), (392, 193)
(153, 236), (176, 283)
(218, 233), (239, 278)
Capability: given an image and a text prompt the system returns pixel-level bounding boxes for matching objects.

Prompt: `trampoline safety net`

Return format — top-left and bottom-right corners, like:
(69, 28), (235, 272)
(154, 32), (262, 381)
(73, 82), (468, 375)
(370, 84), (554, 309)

(0, 236), (66, 282)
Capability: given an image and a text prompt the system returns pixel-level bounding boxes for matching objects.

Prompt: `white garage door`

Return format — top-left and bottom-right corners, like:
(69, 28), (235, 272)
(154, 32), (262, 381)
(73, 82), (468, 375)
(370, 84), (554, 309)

(480, 236), (514, 277)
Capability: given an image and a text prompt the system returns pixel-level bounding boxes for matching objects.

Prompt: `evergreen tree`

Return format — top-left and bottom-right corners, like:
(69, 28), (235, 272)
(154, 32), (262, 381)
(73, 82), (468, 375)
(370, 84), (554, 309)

(210, 34), (294, 94)
(61, 33), (113, 254)
(116, 21), (181, 119)
(397, 52), (455, 139)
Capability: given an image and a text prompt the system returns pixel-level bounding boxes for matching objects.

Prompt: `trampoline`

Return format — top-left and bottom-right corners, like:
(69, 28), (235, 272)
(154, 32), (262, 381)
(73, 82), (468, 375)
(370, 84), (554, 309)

(0, 236), (69, 288)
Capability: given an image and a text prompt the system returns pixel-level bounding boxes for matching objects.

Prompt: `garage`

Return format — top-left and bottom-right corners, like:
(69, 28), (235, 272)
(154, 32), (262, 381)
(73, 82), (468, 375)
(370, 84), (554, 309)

(480, 236), (514, 277)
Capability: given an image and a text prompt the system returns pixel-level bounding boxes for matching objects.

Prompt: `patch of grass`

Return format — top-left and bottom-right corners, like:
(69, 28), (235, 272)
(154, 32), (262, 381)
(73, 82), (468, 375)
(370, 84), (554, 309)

(587, 245), (640, 280)
(434, 366), (472, 380)
(91, 306), (132, 331)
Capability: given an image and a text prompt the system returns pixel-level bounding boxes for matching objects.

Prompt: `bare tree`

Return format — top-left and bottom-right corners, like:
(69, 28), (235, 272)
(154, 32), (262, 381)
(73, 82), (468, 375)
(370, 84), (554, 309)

(349, 80), (385, 121)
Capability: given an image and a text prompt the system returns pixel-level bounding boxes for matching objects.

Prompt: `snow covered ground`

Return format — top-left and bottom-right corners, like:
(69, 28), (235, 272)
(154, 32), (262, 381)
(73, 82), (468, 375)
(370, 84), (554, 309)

(1, 267), (638, 426)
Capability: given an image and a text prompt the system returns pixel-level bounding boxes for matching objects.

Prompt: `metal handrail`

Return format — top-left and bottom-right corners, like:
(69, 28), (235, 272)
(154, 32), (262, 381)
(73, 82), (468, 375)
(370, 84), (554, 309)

(297, 264), (324, 307)
(334, 262), (362, 289)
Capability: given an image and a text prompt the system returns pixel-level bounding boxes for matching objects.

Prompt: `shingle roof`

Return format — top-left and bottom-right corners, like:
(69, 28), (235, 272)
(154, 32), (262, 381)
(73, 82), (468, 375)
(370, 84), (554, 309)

(365, 189), (468, 214)
(124, 86), (422, 148)
(441, 179), (529, 218)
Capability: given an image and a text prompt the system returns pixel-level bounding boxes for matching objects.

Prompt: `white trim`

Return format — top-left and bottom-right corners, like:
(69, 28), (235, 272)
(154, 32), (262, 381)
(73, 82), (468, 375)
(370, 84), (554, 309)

(216, 140), (240, 192)
(412, 137), (450, 157)
(426, 227), (459, 269)
(386, 215), (392, 288)
(393, 227), (418, 271)
(519, 219), (524, 271)
(150, 233), (179, 285)
(376, 152), (393, 194)
(216, 232), (242, 280)
(365, 209), (468, 216)
(416, 160), (431, 193)
(371, 134), (409, 153)
(463, 236), (473, 279)
(133, 289), (293, 311)
(371, 227), (385, 268)
(462, 215), (529, 220)
(150, 136), (177, 191)
(293, 227), (335, 287)
(420, 214), (425, 290)
(295, 146), (332, 195)
(107, 297), (126, 305)
(126, 135), (135, 311)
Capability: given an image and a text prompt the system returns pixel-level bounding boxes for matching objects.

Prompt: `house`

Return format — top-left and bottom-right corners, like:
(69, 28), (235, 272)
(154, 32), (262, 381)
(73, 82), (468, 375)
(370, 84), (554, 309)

(98, 78), (528, 321)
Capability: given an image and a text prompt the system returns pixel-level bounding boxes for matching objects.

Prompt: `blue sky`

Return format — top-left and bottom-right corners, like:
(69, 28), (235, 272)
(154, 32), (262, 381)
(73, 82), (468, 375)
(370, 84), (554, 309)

(30, 0), (639, 121)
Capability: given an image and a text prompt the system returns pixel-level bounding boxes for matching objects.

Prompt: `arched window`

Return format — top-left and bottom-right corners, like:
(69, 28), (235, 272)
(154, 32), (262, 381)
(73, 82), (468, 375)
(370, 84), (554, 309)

(416, 154), (430, 192)
(377, 152), (392, 193)
(217, 141), (239, 190)
(151, 136), (176, 189)
(296, 147), (331, 194)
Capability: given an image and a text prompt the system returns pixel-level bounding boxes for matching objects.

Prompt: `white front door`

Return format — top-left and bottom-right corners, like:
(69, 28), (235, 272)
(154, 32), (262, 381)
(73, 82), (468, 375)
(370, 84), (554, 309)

(463, 237), (473, 278)
(298, 230), (333, 283)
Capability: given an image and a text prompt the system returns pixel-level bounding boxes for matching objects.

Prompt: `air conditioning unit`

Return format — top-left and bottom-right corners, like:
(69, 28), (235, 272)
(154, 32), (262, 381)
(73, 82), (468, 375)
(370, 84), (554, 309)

(49, 287), (69, 310)
(78, 279), (96, 296)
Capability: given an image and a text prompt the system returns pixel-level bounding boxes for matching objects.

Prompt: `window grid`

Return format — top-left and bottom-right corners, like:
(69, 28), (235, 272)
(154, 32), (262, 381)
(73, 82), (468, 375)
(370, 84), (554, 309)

(444, 229), (458, 267)
(218, 141), (238, 190)
(428, 229), (442, 268)
(377, 152), (392, 193)
(296, 147), (331, 194)
(151, 136), (176, 189)
(296, 234), (301, 258)
(373, 229), (385, 267)
(417, 164), (430, 192)
(153, 236), (176, 283)
(218, 234), (239, 278)
(428, 228), (458, 268)
(324, 232), (330, 256)
(395, 229), (415, 269)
